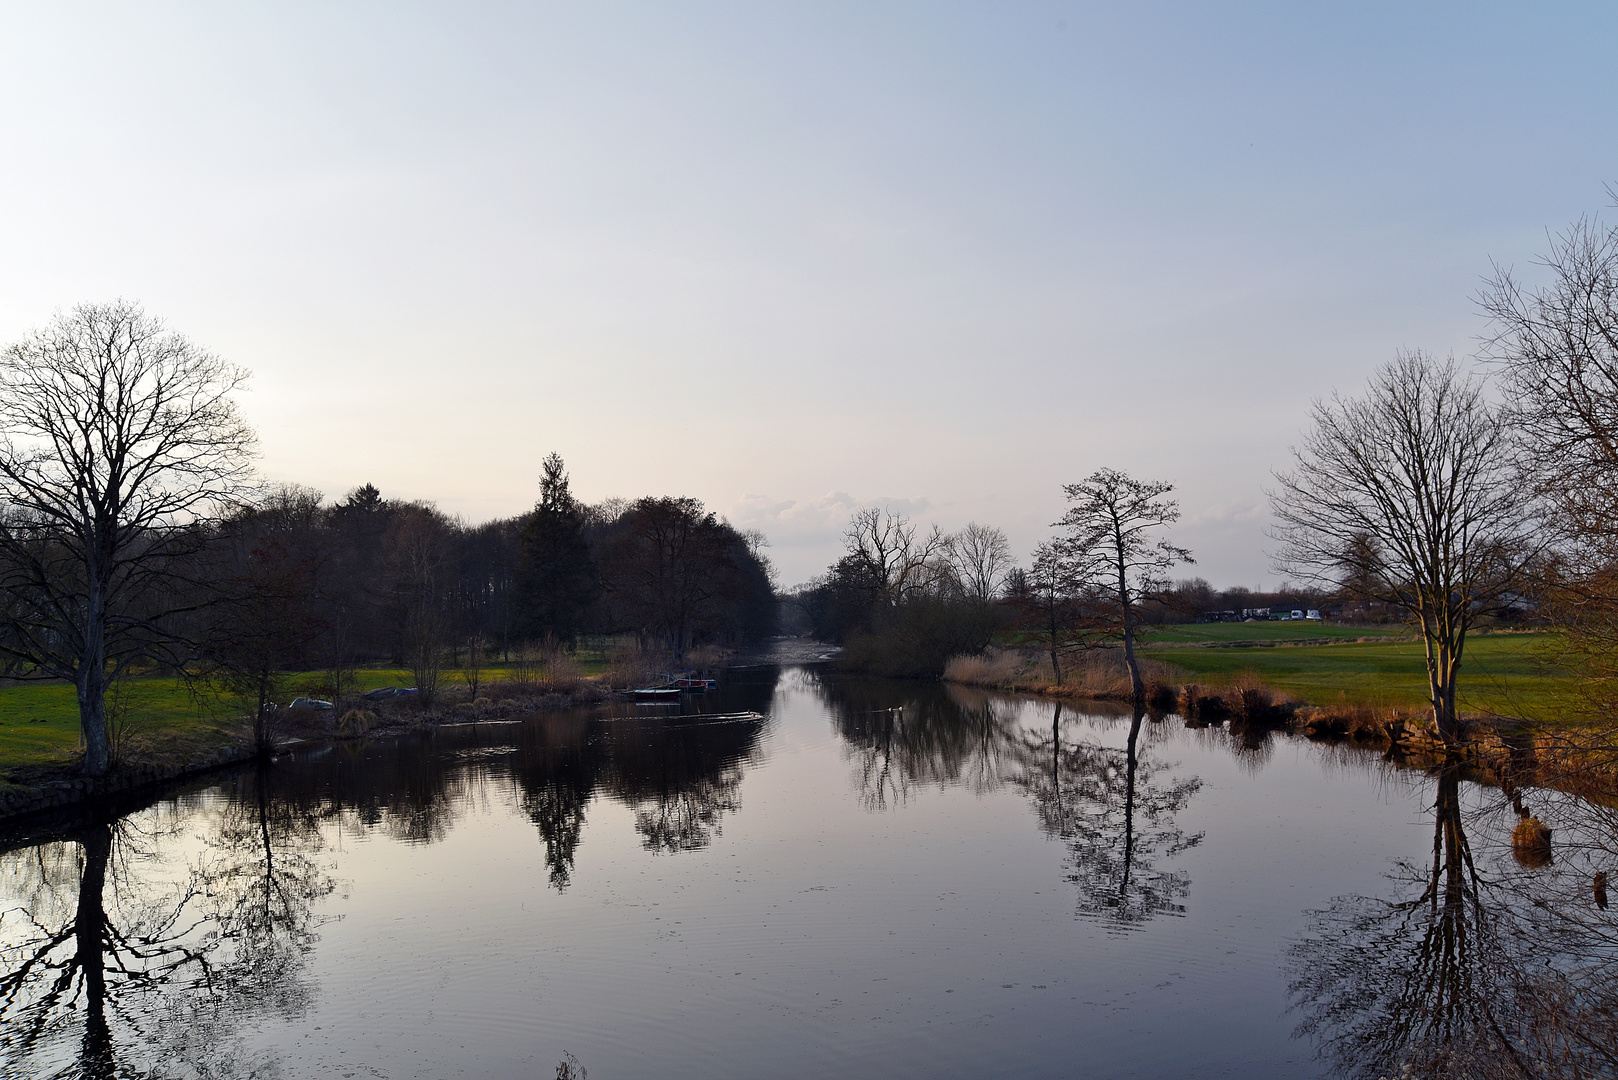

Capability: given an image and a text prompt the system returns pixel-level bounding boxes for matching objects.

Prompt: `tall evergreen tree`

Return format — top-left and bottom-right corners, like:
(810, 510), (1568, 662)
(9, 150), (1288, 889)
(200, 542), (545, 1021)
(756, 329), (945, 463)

(515, 453), (599, 642)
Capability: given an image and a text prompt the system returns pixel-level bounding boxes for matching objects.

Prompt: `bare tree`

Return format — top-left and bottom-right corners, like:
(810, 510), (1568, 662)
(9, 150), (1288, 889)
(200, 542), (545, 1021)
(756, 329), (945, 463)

(1023, 541), (1082, 685)
(1052, 469), (1193, 702)
(944, 522), (1013, 601)
(459, 631), (486, 698)
(0, 303), (257, 776)
(1270, 351), (1533, 745)
(842, 507), (948, 605)
(1482, 206), (1618, 724)
(1482, 209), (1618, 560)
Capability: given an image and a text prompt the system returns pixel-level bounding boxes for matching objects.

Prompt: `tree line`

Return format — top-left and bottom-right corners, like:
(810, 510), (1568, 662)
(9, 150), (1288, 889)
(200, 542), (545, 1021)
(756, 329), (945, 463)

(0, 303), (775, 775)
(798, 193), (1618, 755)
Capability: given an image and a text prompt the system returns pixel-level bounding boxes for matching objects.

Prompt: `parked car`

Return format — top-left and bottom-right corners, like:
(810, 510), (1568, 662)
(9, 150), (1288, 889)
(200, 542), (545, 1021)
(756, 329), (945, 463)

(288, 697), (334, 711)
(363, 687), (399, 701)
(395, 687), (420, 697)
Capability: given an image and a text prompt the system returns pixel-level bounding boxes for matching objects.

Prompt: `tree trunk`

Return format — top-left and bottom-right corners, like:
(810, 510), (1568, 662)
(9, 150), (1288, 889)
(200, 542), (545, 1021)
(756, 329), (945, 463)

(1420, 609), (1464, 747)
(254, 672), (272, 759)
(1116, 533), (1145, 702)
(77, 654), (111, 778)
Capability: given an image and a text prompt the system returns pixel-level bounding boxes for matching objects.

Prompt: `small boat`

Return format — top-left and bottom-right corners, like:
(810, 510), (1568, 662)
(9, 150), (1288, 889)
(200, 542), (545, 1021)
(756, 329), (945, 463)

(628, 687), (683, 702)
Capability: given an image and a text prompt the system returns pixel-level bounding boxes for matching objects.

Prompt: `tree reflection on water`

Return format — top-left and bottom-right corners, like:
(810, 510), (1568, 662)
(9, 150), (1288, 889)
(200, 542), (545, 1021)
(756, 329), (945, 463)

(0, 764), (335, 1079)
(1012, 703), (1203, 925)
(1288, 757), (1618, 1079)
(506, 707), (768, 884)
(815, 673), (1204, 928)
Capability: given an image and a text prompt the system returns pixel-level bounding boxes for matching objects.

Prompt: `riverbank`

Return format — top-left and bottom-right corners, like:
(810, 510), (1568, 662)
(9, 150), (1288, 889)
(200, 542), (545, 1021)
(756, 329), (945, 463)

(943, 643), (1618, 802)
(0, 678), (617, 825)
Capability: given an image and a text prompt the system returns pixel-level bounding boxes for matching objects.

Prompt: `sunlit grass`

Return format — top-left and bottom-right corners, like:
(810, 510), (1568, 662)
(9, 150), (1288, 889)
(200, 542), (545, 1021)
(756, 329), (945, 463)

(1144, 621), (1410, 645)
(0, 654), (618, 778)
(1147, 631), (1573, 718)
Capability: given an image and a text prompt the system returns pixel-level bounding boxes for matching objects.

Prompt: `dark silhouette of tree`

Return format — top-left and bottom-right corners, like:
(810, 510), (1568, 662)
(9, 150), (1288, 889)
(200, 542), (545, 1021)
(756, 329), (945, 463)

(595, 497), (772, 651)
(943, 522), (1014, 602)
(1483, 203), (1618, 730)
(515, 453), (599, 645)
(202, 485), (330, 756)
(1016, 541), (1086, 685)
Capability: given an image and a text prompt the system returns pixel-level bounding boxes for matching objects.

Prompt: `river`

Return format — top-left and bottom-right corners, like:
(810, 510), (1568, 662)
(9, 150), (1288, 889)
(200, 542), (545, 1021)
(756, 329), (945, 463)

(3, 651), (1613, 1078)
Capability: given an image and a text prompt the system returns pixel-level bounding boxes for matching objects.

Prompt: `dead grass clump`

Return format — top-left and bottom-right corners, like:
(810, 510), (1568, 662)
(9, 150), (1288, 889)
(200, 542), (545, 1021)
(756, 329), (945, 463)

(1178, 683), (1207, 721)
(1179, 684), (1230, 723)
(604, 639), (664, 688)
(943, 648), (1028, 688)
(336, 709), (378, 738)
(1223, 669), (1296, 727)
(1512, 815), (1553, 866)
(1147, 680), (1179, 712)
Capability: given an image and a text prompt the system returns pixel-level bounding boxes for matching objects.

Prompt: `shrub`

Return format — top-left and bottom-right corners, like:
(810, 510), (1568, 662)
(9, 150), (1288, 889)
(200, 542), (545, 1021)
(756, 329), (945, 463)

(1512, 815), (1553, 866)
(837, 596), (1004, 678)
(336, 709), (378, 737)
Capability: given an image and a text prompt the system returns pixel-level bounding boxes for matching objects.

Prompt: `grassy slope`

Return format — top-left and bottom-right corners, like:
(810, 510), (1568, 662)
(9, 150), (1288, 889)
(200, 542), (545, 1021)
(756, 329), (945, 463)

(1145, 626), (1568, 717)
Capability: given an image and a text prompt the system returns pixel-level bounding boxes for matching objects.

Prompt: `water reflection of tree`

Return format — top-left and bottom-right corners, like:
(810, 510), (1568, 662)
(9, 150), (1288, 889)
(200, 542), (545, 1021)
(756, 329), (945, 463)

(605, 714), (764, 853)
(203, 764), (336, 1017)
(510, 718), (598, 889)
(820, 677), (1015, 810)
(1010, 704), (1204, 925)
(0, 768), (334, 1079)
(1289, 758), (1618, 1079)
(814, 671), (1204, 926)
(504, 706), (769, 881)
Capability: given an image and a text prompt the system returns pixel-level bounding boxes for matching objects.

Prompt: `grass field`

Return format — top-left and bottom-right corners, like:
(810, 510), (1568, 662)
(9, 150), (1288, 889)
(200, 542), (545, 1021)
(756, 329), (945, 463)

(0, 658), (615, 779)
(1145, 621), (1411, 645)
(1146, 627), (1571, 717)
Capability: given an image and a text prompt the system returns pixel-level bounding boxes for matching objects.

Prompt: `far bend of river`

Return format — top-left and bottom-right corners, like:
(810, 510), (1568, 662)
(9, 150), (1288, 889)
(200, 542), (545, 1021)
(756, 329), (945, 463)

(4, 647), (1615, 1079)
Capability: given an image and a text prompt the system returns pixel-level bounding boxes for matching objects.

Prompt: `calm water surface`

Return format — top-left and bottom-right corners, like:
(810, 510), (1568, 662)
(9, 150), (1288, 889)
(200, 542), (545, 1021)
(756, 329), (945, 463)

(3, 650), (1613, 1078)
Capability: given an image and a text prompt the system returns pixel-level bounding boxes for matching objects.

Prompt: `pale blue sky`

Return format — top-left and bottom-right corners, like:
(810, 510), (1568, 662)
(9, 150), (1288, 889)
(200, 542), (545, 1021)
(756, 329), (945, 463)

(2, 2), (1614, 586)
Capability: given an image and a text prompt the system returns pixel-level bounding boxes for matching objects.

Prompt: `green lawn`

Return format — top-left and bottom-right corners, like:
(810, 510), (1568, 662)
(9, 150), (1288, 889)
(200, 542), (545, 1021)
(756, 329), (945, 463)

(0, 657), (616, 778)
(1144, 621), (1411, 645)
(1147, 630), (1571, 717)
(0, 676), (241, 781)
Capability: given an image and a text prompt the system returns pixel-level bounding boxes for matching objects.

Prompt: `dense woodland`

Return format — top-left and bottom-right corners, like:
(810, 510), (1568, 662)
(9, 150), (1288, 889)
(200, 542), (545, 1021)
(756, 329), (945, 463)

(208, 452), (778, 679)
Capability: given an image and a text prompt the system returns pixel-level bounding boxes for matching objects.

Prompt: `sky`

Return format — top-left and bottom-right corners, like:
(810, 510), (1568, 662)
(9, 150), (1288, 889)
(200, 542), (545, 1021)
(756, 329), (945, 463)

(2, 2), (1615, 589)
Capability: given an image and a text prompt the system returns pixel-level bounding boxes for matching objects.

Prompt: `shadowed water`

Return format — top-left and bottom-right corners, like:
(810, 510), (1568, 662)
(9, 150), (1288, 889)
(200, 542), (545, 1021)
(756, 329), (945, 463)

(3, 655), (1614, 1078)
